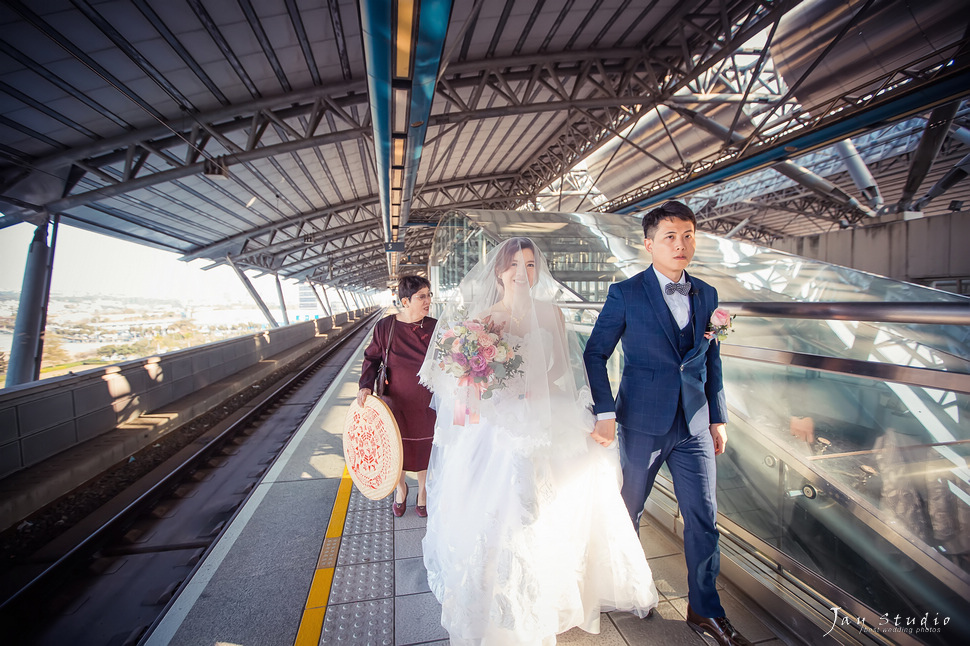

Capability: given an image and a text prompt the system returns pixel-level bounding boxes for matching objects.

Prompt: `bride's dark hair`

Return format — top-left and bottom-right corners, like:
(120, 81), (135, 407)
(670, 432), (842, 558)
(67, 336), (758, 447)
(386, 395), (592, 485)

(493, 237), (538, 290)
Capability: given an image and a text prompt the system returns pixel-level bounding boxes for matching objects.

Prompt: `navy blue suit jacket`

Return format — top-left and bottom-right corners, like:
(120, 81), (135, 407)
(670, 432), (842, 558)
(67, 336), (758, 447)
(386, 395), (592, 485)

(583, 266), (727, 436)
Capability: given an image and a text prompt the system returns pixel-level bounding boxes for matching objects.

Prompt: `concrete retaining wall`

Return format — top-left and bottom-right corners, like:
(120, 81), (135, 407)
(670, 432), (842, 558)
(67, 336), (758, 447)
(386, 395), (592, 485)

(0, 310), (367, 480)
(771, 210), (970, 287)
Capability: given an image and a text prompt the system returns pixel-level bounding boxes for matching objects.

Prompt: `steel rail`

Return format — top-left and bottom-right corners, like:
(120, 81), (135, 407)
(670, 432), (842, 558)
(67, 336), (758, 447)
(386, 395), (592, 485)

(718, 300), (970, 324)
(558, 300), (970, 325)
(0, 310), (380, 615)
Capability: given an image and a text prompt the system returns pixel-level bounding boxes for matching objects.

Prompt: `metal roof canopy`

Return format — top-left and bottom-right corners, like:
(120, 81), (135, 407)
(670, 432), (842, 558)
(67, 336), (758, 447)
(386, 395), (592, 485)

(0, 0), (968, 293)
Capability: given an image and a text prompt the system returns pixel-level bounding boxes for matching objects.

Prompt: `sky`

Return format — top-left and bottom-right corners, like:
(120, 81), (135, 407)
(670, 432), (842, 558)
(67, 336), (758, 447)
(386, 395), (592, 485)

(0, 220), (339, 306)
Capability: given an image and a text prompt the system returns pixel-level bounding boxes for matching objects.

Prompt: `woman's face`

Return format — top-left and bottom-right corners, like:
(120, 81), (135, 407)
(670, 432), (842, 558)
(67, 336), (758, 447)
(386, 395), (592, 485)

(499, 247), (537, 293)
(403, 286), (432, 317)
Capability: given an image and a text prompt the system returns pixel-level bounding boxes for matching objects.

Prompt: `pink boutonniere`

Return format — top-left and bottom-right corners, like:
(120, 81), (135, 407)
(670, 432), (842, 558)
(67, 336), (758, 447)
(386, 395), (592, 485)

(704, 307), (733, 344)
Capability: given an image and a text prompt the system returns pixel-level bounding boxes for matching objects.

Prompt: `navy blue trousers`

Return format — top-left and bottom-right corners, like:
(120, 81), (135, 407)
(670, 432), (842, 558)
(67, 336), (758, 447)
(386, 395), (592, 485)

(618, 414), (725, 618)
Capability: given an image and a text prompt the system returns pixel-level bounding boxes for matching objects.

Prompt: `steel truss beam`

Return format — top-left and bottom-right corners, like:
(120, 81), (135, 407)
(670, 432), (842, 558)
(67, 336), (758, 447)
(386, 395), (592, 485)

(500, 0), (799, 207)
(598, 38), (970, 220)
(3, 0), (794, 223)
(181, 172), (518, 272)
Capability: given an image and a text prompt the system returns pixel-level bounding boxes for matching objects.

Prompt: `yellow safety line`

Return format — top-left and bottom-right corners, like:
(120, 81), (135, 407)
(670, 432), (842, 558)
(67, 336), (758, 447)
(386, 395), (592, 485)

(294, 467), (353, 646)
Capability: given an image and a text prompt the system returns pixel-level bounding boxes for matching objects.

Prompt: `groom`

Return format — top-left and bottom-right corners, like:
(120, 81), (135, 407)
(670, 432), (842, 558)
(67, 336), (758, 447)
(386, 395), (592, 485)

(583, 201), (751, 646)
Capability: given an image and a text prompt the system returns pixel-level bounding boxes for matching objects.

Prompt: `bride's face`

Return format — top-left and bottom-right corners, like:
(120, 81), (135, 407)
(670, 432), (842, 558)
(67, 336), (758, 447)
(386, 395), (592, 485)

(499, 248), (537, 293)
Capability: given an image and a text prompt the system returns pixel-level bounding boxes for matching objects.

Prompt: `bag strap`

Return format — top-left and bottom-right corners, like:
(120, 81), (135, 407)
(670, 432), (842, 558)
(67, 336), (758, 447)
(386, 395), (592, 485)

(374, 317), (395, 397)
(384, 317), (395, 363)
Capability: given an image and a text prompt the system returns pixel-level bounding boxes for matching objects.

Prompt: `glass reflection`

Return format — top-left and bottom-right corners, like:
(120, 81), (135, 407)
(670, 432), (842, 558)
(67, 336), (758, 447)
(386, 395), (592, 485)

(715, 359), (970, 643)
(427, 209), (970, 644)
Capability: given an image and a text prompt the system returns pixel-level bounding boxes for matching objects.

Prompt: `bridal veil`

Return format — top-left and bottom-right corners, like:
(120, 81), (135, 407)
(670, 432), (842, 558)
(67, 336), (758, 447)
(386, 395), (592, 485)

(418, 236), (594, 458)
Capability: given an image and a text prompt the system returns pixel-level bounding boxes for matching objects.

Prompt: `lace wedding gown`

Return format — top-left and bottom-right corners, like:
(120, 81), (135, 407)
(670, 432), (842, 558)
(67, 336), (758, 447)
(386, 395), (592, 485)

(422, 330), (658, 645)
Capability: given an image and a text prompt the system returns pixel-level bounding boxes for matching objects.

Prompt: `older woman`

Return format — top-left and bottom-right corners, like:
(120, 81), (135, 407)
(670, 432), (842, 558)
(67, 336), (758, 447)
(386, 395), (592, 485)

(357, 275), (436, 517)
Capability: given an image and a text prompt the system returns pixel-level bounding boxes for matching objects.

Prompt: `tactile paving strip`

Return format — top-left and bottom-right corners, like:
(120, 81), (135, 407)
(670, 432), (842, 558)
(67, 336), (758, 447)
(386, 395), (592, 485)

(320, 597), (394, 645)
(342, 507), (394, 535)
(348, 489), (393, 511)
(329, 561), (395, 604)
(317, 536), (341, 569)
(336, 531), (394, 566)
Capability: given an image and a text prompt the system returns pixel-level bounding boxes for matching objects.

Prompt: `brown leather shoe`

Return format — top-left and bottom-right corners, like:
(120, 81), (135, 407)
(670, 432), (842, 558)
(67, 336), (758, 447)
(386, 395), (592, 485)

(686, 604), (753, 646)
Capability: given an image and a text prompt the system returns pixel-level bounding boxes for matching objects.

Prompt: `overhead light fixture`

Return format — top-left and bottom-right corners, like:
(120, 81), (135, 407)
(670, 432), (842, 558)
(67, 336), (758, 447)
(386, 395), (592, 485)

(392, 167), (403, 187)
(393, 87), (409, 133)
(395, 0), (415, 79)
(203, 156), (229, 179)
(246, 196), (256, 208)
(393, 137), (406, 166)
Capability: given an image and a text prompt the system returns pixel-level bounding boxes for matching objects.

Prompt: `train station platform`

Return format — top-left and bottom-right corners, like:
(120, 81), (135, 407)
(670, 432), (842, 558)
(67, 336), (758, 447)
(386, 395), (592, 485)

(0, 310), (374, 535)
(143, 328), (792, 646)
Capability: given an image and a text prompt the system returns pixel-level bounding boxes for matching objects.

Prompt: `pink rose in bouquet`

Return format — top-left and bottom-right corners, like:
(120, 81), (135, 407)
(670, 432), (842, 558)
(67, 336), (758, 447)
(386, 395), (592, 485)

(479, 344), (497, 361)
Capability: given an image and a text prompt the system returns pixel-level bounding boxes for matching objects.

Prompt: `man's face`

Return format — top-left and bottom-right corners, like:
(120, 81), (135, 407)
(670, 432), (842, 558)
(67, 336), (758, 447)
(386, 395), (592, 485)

(644, 217), (695, 277)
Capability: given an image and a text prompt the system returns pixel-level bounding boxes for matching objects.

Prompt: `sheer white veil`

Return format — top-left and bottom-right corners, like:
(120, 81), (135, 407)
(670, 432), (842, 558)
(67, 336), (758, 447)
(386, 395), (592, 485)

(419, 237), (593, 457)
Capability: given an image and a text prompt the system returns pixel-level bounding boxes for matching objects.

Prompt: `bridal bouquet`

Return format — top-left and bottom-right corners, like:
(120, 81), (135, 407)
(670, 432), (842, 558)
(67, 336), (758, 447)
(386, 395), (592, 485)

(704, 307), (733, 344)
(433, 318), (523, 424)
(435, 318), (523, 398)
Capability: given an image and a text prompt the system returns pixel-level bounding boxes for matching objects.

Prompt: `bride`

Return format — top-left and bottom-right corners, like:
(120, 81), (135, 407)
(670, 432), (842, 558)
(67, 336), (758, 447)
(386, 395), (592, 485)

(419, 237), (658, 645)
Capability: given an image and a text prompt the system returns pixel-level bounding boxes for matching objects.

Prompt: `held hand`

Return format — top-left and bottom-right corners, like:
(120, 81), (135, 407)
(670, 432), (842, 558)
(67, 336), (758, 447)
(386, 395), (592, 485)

(710, 423), (727, 456)
(357, 388), (372, 407)
(591, 419), (617, 447)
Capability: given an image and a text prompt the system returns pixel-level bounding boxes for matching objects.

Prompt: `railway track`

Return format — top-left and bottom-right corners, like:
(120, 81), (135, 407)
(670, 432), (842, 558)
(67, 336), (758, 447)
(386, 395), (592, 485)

(0, 312), (378, 645)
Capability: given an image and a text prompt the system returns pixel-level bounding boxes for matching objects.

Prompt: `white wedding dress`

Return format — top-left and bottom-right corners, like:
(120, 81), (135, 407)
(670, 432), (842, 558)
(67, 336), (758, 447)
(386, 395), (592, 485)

(422, 329), (659, 645)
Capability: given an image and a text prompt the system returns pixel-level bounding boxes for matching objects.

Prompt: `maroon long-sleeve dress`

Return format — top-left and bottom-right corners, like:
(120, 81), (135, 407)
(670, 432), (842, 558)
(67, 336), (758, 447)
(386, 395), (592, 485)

(359, 314), (437, 471)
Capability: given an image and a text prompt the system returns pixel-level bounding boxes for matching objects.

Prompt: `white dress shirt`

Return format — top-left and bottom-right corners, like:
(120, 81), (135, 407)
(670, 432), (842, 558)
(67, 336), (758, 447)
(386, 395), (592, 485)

(654, 266), (691, 329)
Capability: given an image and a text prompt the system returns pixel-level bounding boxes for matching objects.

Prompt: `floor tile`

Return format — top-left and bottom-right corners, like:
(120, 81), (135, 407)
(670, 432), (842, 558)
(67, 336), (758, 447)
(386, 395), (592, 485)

(647, 554), (692, 600)
(336, 531), (394, 566)
(639, 520), (682, 559)
(395, 526), (427, 560)
(558, 614), (628, 644)
(319, 597), (394, 646)
(395, 556), (431, 596)
(611, 600), (709, 645)
(395, 591), (448, 646)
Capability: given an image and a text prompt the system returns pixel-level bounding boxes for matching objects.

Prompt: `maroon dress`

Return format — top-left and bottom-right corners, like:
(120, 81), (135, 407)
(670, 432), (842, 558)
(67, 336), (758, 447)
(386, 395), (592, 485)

(359, 315), (437, 471)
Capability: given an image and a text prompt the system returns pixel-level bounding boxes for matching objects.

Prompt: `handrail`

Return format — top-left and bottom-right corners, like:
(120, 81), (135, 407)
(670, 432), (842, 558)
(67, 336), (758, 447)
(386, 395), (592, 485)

(557, 300), (970, 325)
(720, 345), (970, 394)
(719, 301), (970, 325)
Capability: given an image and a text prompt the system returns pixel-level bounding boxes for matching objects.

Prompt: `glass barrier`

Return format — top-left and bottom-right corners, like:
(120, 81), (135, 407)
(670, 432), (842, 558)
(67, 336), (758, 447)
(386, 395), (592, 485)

(428, 208), (970, 644)
(432, 209), (970, 375)
(720, 358), (969, 636)
(570, 319), (970, 644)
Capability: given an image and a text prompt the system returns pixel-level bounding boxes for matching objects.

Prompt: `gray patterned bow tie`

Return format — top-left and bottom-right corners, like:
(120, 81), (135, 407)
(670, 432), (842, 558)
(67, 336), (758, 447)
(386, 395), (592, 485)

(664, 281), (691, 296)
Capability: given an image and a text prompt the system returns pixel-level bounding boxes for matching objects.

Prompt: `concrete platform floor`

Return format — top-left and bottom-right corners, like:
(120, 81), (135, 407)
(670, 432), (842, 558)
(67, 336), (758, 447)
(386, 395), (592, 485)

(144, 333), (791, 646)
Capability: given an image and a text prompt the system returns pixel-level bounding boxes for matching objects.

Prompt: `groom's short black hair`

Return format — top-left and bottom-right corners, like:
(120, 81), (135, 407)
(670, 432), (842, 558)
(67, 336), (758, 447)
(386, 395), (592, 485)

(642, 201), (696, 239)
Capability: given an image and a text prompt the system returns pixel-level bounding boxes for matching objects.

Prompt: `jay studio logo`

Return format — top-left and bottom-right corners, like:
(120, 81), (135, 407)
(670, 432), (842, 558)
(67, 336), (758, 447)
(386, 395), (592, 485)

(825, 606), (950, 638)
